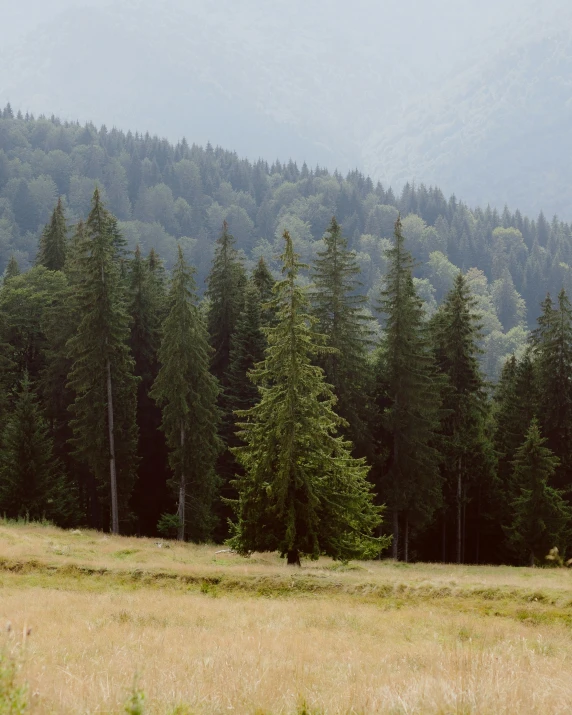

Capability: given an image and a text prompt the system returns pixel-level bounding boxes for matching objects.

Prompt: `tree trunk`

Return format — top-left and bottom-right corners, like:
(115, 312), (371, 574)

(529, 550), (535, 567)
(287, 549), (301, 566)
(475, 485), (481, 565)
(392, 509), (399, 560)
(404, 515), (409, 563)
(106, 359), (119, 535)
(462, 486), (467, 564)
(441, 518), (446, 563)
(178, 423), (186, 541)
(456, 459), (462, 564)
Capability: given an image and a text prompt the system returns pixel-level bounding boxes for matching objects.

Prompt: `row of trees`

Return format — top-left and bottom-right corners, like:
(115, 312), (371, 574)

(0, 192), (570, 565)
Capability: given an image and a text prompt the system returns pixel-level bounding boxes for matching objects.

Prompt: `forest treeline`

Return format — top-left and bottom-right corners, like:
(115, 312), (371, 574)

(3, 106), (572, 382)
(1, 178), (572, 567)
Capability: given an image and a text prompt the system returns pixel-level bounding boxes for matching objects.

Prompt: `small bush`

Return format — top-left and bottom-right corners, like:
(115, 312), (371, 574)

(157, 514), (181, 539)
(124, 681), (145, 715)
(0, 651), (28, 714)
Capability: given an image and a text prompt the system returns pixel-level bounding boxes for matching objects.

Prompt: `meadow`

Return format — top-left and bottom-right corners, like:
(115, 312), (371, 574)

(1, 522), (572, 714)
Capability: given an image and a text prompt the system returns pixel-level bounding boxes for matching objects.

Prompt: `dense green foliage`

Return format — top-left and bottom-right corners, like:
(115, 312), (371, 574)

(3, 109), (572, 382)
(1, 109), (572, 565)
(150, 247), (221, 541)
(229, 231), (384, 563)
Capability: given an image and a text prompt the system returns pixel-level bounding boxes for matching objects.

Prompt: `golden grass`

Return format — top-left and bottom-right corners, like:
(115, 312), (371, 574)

(1, 522), (572, 714)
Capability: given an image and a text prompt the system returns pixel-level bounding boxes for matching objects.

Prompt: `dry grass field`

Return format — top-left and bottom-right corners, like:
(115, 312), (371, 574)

(1, 522), (572, 714)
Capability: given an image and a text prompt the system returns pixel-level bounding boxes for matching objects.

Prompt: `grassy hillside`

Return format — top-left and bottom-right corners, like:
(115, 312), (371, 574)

(2, 522), (572, 713)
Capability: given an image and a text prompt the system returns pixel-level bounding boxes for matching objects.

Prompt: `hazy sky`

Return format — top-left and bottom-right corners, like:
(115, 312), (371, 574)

(1, 0), (568, 214)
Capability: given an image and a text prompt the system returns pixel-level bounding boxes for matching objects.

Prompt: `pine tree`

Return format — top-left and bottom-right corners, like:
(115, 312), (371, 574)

(376, 216), (443, 561)
(0, 375), (78, 525)
(37, 197), (67, 271)
(432, 272), (491, 563)
(66, 189), (138, 534)
(128, 245), (168, 534)
(311, 216), (375, 453)
(229, 231), (385, 565)
(4, 256), (20, 282)
(206, 221), (247, 383)
(150, 246), (221, 541)
(506, 419), (571, 566)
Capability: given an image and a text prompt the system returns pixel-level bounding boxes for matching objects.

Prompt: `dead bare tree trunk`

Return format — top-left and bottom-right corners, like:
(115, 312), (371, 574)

(106, 359), (119, 535)
(178, 423), (186, 541)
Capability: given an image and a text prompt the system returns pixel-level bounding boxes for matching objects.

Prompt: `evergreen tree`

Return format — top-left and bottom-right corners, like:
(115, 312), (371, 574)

(206, 221), (247, 535)
(432, 272), (491, 563)
(206, 221), (247, 383)
(311, 216), (375, 453)
(229, 231), (385, 565)
(227, 280), (267, 415)
(4, 256), (20, 282)
(506, 419), (571, 565)
(494, 352), (538, 487)
(531, 289), (572, 490)
(128, 245), (168, 534)
(376, 217), (443, 561)
(252, 256), (274, 304)
(0, 375), (78, 525)
(151, 246), (221, 541)
(37, 197), (67, 271)
(66, 189), (138, 533)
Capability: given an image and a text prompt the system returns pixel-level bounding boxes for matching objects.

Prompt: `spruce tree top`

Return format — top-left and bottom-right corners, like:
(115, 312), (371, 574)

(4, 255), (20, 282)
(37, 197), (67, 271)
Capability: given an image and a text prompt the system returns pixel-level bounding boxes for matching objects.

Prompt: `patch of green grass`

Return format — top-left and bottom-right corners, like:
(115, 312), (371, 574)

(113, 549), (140, 560)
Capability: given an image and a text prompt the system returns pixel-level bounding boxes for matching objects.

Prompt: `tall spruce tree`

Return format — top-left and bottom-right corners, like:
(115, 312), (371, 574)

(150, 246), (221, 542)
(66, 189), (138, 534)
(37, 197), (67, 271)
(128, 245), (168, 534)
(377, 216), (443, 561)
(531, 289), (572, 491)
(229, 231), (385, 565)
(0, 375), (78, 525)
(432, 272), (491, 563)
(506, 419), (571, 566)
(206, 221), (247, 535)
(311, 216), (375, 453)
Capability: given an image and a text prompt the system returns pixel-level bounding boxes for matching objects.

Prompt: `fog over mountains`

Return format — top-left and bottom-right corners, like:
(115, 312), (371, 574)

(1, 0), (571, 217)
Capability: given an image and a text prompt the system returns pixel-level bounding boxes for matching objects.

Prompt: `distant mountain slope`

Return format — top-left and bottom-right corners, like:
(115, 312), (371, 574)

(365, 27), (572, 218)
(5, 0), (563, 217)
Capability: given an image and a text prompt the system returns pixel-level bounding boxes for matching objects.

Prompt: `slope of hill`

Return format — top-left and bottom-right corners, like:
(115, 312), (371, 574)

(1, 109), (572, 380)
(366, 26), (572, 217)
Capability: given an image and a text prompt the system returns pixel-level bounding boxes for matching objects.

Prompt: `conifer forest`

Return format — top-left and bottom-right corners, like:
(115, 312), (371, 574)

(3, 106), (572, 567)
